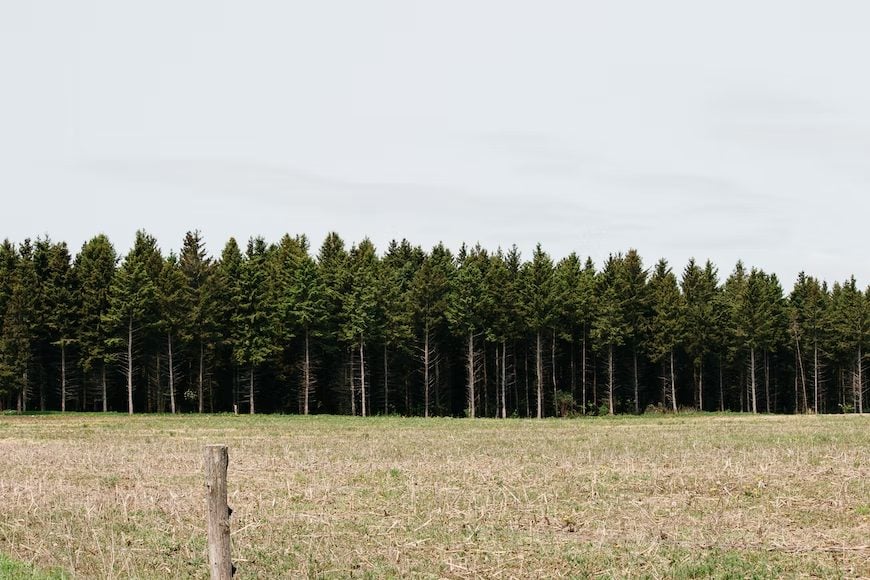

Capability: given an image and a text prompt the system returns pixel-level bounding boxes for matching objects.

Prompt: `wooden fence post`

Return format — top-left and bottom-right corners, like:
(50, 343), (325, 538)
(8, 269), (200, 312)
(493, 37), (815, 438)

(204, 444), (233, 579)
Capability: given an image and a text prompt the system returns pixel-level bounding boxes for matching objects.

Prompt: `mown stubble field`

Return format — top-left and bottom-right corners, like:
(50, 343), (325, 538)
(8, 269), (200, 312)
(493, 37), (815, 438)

(0, 413), (868, 578)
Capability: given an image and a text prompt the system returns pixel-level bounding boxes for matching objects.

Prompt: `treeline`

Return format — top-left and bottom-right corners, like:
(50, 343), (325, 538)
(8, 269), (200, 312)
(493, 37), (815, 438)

(0, 230), (866, 416)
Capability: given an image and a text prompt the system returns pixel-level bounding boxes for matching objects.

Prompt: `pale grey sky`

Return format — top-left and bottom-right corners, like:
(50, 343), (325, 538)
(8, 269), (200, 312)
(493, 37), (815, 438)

(2, 1), (869, 286)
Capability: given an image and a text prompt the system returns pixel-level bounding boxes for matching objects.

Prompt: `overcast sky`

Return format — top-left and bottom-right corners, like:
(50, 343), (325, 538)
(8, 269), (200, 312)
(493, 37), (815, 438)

(2, 1), (869, 286)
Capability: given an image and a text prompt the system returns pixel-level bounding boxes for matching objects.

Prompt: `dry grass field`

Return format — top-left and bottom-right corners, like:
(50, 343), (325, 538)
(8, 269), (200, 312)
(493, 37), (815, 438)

(0, 413), (868, 579)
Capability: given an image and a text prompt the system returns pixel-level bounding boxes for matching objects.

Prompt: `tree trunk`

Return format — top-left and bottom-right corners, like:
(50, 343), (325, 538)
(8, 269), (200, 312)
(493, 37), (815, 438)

(127, 317), (134, 415)
(501, 340), (507, 419)
(669, 349), (677, 412)
(699, 359), (704, 412)
(795, 335), (808, 414)
(248, 364), (255, 414)
(168, 333), (176, 414)
(764, 351), (771, 413)
(467, 330), (475, 418)
(423, 323), (430, 418)
(360, 336), (367, 418)
(581, 331), (587, 413)
(383, 343), (389, 415)
(813, 342), (819, 413)
(551, 330), (558, 415)
(60, 342), (67, 413)
(303, 328), (311, 415)
(718, 358), (724, 412)
(198, 341), (205, 414)
(536, 331), (543, 419)
(607, 344), (615, 415)
(349, 347), (356, 416)
(857, 345), (863, 414)
(102, 364), (108, 412)
(750, 348), (758, 414)
(633, 348), (639, 414)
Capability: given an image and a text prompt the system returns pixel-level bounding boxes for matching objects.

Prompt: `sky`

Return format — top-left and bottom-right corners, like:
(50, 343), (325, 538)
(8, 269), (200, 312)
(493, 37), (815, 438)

(2, 1), (870, 287)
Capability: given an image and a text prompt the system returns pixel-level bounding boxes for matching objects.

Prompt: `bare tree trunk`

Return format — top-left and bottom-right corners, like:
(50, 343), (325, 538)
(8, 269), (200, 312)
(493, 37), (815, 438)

(249, 364), (255, 414)
(501, 340), (507, 419)
(750, 348), (758, 414)
(633, 349), (639, 414)
(699, 360), (704, 412)
(423, 323), (430, 418)
(859, 347), (865, 414)
(60, 342), (67, 413)
(536, 331), (543, 419)
(607, 344), (615, 415)
(127, 317), (134, 415)
(303, 328), (311, 415)
(764, 351), (771, 413)
(198, 341), (205, 414)
(360, 336), (367, 417)
(719, 358), (724, 412)
(813, 342), (819, 413)
(670, 350), (677, 412)
(551, 330), (558, 415)
(349, 347), (356, 416)
(383, 343), (389, 415)
(524, 347), (529, 418)
(102, 364), (108, 412)
(168, 333), (176, 414)
(795, 334), (808, 414)
(581, 331), (587, 413)
(467, 330), (475, 418)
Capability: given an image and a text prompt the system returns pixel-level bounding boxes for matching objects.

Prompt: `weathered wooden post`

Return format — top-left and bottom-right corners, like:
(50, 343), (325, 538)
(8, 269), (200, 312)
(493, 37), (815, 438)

(204, 444), (233, 579)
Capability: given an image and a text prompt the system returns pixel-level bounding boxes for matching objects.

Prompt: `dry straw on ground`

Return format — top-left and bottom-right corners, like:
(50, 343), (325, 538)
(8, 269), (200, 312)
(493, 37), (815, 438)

(0, 413), (868, 578)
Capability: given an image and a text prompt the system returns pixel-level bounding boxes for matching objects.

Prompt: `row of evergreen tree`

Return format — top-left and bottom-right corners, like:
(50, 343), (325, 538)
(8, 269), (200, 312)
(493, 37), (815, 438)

(0, 231), (866, 417)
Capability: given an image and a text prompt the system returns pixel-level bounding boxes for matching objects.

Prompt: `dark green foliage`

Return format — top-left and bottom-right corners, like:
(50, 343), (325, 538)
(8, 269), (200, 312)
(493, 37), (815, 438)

(2, 230), (867, 416)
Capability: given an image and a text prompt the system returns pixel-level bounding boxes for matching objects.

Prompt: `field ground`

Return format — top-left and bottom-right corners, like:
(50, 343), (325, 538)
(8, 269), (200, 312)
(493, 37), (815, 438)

(0, 413), (868, 579)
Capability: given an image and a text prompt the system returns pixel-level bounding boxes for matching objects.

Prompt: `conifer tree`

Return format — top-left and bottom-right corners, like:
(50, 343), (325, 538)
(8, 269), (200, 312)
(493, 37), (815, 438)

(591, 254), (629, 414)
(340, 239), (379, 417)
(104, 232), (159, 414)
(75, 235), (117, 411)
(447, 244), (487, 418)
(232, 237), (277, 414)
(157, 253), (192, 413)
(179, 230), (217, 413)
(410, 243), (453, 417)
(681, 259), (721, 411)
(789, 273), (829, 413)
(0, 241), (35, 411)
(828, 277), (869, 413)
(42, 241), (78, 412)
(520, 244), (556, 418)
(648, 259), (685, 411)
(620, 249), (650, 414)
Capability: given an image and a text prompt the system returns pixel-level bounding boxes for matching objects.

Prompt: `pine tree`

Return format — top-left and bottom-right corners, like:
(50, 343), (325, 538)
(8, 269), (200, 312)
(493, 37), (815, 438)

(340, 239), (379, 417)
(232, 237), (277, 414)
(828, 277), (869, 413)
(647, 259), (685, 412)
(410, 243), (453, 417)
(42, 241), (79, 412)
(214, 238), (244, 411)
(378, 240), (420, 414)
(0, 241), (35, 411)
(520, 244), (556, 418)
(789, 273), (829, 413)
(157, 253), (192, 413)
(179, 230), (217, 413)
(75, 235), (117, 411)
(681, 258), (721, 411)
(104, 232), (158, 415)
(591, 254), (629, 414)
(620, 249), (650, 414)
(446, 244), (487, 418)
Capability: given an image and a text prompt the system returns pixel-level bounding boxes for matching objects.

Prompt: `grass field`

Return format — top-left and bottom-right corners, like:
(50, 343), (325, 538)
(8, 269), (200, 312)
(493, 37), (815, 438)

(0, 413), (868, 579)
